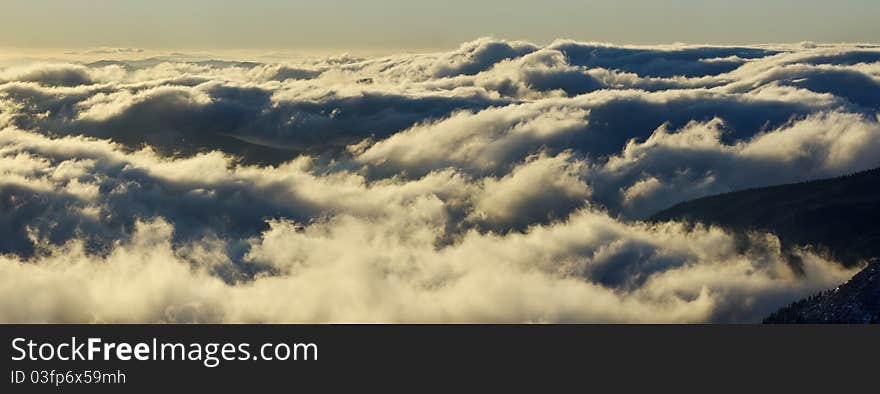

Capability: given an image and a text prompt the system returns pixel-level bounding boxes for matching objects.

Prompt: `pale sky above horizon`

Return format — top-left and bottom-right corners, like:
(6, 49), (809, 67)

(1, 0), (878, 50)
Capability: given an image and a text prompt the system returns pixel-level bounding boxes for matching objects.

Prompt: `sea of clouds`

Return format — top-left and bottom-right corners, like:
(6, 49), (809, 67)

(1, 38), (879, 322)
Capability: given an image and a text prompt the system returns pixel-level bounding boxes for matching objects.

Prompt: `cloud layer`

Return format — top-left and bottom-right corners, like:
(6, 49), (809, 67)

(1, 38), (879, 322)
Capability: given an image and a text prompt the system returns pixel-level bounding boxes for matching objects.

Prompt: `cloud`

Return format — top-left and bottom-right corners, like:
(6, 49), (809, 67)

(83, 47), (145, 55)
(470, 152), (591, 230)
(0, 64), (94, 87)
(429, 37), (539, 78)
(548, 40), (778, 78)
(0, 208), (857, 323)
(0, 124), (866, 322)
(590, 112), (880, 217)
(2, 39), (876, 164)
(1, 38), (879, 322)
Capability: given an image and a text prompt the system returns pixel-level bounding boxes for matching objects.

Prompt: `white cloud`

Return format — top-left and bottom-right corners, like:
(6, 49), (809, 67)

(1, 38), (879, 322)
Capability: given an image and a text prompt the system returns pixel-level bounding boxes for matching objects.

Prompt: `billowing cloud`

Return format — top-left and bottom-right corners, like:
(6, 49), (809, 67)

(1, 38), (879, 322)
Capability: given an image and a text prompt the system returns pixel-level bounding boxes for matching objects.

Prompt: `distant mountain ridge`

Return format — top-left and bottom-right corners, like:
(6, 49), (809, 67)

(651, 167), (880, 267)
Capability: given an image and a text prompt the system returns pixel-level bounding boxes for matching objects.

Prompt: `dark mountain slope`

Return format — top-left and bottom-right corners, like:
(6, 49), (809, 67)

(764, 259), (880, 323)
(651, 167), (880, 267)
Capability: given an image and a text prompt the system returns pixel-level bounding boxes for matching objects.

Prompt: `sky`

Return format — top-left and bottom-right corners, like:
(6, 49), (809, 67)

(1, 0), (878, 50)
